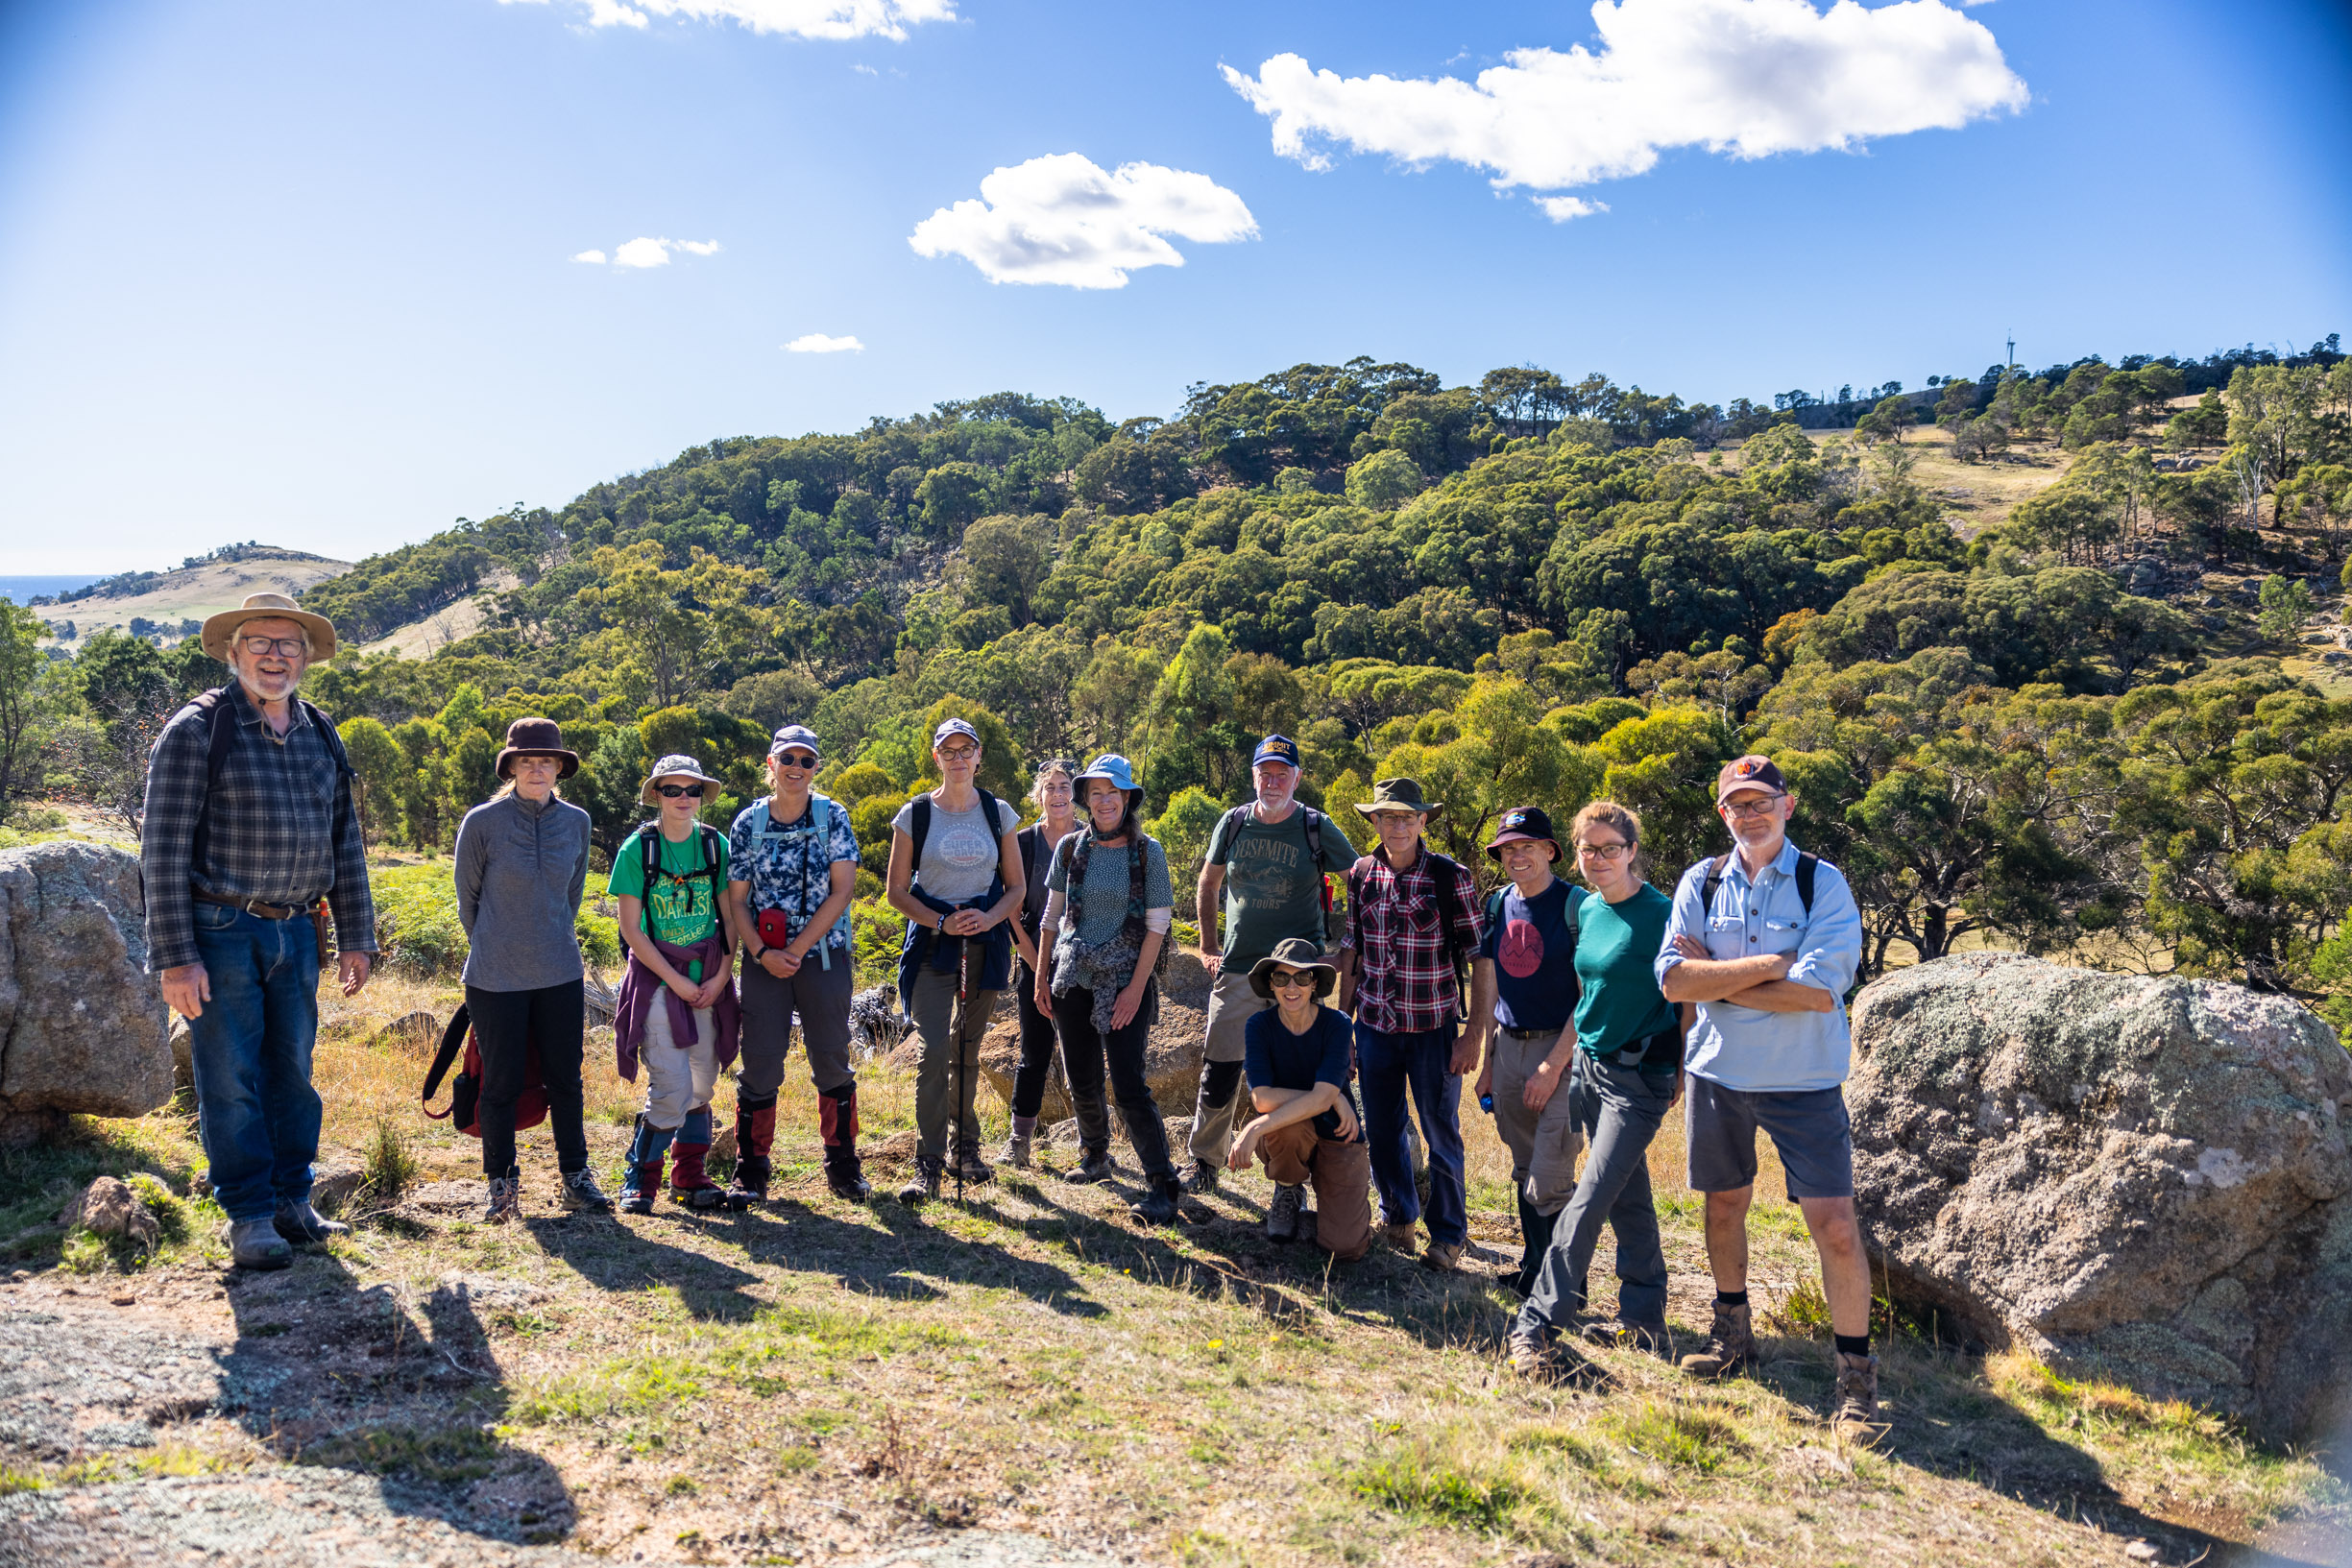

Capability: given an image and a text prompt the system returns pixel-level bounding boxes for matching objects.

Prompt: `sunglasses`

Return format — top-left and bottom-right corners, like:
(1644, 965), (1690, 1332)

(1269, 971), (1316, 990)
(773, 752), (817, 769)
(654, 784), (706, 800)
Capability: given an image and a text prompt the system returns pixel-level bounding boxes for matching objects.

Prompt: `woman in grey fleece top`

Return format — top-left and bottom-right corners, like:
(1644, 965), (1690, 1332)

(452, 718), (609, 1220)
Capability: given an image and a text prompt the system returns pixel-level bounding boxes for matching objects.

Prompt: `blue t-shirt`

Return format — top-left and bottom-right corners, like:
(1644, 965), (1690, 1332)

(727, 793), (861, 953)
(1476, 877), (1583, 1032)
(1243, 1004), (1365, 1144)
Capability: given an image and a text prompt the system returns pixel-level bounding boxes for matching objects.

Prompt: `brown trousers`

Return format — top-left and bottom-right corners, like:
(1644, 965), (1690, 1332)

(1257, 1122), (1373, 1261)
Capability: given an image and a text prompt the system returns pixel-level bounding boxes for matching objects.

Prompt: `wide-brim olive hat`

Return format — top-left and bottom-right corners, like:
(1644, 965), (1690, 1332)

(640, 753), (725, 805)
(1353, 776), (1443, 821)
(1248, 937), (1340, 1001)
(496, 716), (580, 780)
(201, 591), (338, 663)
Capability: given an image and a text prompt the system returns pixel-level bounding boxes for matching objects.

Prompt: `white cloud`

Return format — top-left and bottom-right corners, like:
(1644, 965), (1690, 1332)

(498, 0), (954, 41)
(785, 333), (865, 352)
(1536, 196), (1609, 221)
(572, 236), (720, 268)
(908, 153), (1257, 289)
(1223, 0), (2027, 214)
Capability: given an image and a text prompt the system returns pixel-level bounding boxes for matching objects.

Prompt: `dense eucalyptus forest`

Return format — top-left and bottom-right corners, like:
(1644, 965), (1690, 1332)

(11, 340), (2352, 1021)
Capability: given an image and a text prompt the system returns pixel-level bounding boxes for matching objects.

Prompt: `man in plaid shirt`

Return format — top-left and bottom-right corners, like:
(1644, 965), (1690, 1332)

(142, 593), (376, 1272)
(1335, 778), (1492, 1272)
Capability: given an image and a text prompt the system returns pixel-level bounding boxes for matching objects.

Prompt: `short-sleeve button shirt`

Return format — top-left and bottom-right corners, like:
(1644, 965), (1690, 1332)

(728, 793), (861, 953)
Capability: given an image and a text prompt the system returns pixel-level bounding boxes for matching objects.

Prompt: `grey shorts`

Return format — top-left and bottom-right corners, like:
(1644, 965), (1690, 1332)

(1684, 1076), (1854, 1200)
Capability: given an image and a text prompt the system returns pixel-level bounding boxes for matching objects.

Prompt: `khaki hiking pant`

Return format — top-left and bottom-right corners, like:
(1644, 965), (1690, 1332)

(1187, 970), (1271, 1168)
(1488, 1028), (1585, 1217)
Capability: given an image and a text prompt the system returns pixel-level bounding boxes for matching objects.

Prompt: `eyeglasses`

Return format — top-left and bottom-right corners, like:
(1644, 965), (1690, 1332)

(235, 636), (305, 658)
(773, 752), (817, 769)
(937, 744), (980, 762)
(1269, 971), (1315, 990)
(1721, 793), (1786, 820)
(1576, 841), (1632, 860)
(654, 784), (706, 799)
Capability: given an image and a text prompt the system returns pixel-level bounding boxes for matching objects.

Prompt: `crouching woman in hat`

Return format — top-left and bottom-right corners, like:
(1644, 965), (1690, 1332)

(453, 719), (611, 1222)
(1227, 939), (1372, 1261)
(1032, 756), (1183, 1222)
(612, 755), (741, 1215)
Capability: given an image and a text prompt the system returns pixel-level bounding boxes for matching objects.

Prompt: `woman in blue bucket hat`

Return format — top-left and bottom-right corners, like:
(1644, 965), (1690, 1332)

(1032, 755), (1184, 1224)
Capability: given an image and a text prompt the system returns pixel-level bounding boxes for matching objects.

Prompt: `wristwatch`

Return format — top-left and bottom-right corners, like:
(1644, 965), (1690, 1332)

(749, 944), (767, 963)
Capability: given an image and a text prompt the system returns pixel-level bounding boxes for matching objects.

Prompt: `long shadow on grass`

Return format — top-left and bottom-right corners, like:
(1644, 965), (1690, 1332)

(1741, 1331), (2300, 1568)
(219, 1239), (577, 1547)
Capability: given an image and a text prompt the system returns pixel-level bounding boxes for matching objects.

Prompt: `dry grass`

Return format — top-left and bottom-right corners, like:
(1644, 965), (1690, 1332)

(1719, 419), (2078, 539)
(12, 971), (2345, 1565)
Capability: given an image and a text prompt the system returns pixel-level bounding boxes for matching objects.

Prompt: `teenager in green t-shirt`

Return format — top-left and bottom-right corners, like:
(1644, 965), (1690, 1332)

(1509, 800), (1691, 1386)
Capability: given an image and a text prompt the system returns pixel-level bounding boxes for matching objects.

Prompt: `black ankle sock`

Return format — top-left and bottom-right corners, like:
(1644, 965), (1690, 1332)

(1834, 1333), (1872, 1358)
(1715, 1289), (1749, 1308)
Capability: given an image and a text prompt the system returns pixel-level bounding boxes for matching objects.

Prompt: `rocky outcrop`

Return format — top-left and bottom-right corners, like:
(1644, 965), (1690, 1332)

(1849, 952), (2352, 1442)
(975, 951), (1212, 1120)
(0, 842), (172, 1143)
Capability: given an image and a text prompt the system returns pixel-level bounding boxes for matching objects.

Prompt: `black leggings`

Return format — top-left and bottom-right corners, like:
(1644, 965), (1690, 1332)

(1052, 981), (1173, 1182)
(1009, 958), (1062, 1120)
(464, 981), (588, 1179)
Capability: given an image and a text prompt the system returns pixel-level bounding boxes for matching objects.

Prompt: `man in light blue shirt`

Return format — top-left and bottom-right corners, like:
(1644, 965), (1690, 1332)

(1655, 754), (1878, 1429)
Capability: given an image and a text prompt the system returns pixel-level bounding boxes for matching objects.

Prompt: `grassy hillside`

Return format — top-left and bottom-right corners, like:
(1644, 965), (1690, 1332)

(32, 547), (351, 650)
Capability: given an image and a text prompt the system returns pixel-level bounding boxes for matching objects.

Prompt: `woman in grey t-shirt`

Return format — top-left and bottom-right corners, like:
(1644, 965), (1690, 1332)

(885, 717), (1026, 1200)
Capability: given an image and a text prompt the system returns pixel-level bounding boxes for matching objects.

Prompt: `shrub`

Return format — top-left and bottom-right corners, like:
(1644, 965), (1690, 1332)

(371, 861), (619, 977)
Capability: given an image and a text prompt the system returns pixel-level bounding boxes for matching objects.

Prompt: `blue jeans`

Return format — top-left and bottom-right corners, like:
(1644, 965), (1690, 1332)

(186, 903), (322, 1223)
(1354, 1021), (1467, 1250)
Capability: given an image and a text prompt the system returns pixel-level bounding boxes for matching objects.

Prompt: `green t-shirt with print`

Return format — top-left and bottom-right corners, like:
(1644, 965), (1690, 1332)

(608, 826), (729, 950)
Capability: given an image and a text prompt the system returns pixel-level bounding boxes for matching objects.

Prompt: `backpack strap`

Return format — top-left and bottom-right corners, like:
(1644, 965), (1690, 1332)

(909, 794), (934, 869)
(422, 1003), (472, 1118)
(1210, 806), (1249, 865)
(1701, 853), (1732, 914)
(1795, 852), (1819, 917)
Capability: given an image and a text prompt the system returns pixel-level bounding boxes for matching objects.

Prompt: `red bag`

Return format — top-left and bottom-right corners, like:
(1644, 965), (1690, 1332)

(422, 1003), (548, 1138)
(756, 908), (793, 952)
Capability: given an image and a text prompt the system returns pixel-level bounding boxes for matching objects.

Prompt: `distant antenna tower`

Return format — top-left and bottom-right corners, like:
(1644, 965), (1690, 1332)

(2004, 332), (2016, 374)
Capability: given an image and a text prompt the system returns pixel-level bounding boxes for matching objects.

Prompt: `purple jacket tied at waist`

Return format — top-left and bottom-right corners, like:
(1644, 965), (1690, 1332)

(615, 931), (740, 1082)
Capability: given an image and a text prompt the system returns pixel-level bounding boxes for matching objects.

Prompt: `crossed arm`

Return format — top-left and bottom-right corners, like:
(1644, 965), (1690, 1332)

(1657, 939), (1833, 1013)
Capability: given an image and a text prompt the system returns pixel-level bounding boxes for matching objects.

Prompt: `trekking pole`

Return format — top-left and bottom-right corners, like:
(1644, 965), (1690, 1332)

(952, 924), (970, 1205)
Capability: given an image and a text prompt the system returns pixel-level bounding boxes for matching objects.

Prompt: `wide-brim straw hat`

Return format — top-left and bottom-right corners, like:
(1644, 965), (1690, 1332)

(1353, 776), (1443, 821)
(496, 716), (580, 780)
(640, 753), (726, 805)
(201, 592), (338, 663)
(1248, 937), (1341, 1001)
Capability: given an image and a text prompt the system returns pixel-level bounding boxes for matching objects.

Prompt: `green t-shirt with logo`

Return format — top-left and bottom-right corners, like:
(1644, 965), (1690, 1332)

(609, 826), (729, 950)
(1206, 806), (1358, 970)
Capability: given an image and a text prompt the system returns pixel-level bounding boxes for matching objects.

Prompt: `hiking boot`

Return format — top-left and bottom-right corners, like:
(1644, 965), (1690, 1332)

(668, 1111), (728, 1210)
(819, 1082), (867, 1198)
(1265, 1183), (1304, 1242)
(953, 1146), (994, 1187)
(1001, 1128), (1033, 1170)
(1832, 1351), (1881, 1430)
(482, 1176), (521, 1224)
(1580, 1319), (1672, 1357)
(1383, 1221), (1418, 1255)
(1679, 1298), (1755, 1380)
(1422, 1242), (1463, 1273)
(227, 1218), (293, 1271)
(727, 1154), (770, 1206)
(1177, 1160), (1220, 1196)
(896, 1161), (942, 1205)
(1129, 1176), (1182, 1226)
(1506, 1327), (1555, 1380)
(825, 1148), (873, 1200)
(560, 1167), (615, 1214)
(1063, 1148), (1116, 1185)
(274, 1198), (349, 1245)
(618, 1116), (672, 1216)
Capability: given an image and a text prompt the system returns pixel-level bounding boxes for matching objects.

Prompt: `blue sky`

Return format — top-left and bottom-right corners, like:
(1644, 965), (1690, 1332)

(1, 0), (2345, 574)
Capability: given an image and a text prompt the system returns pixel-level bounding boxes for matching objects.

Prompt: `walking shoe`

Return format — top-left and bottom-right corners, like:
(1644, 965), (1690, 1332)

(1129, 1176), (1182, 1226)
(483, 1176), (521, 1224)
(559, 1167), (615, 1214)
(1832, 1351), (1881, 1430)
(274, 1198), (350, 1245)
(953, 1146), (994, 1187)
(896, 1161), (942, 1204)
(1580, 1319), (1671, 1357)
(618, 1115), (672, 1217)
(1177, 1161), (1220, 1196)
(1678, 1298), (1756, 1380)
(1265, 1183), (1304, 1242)
(1422, 1242), (1464, 1273)
(1001, 1128), (1032, 1170)
(727, 1155), (771, 1206)
(1383, 1221), (1418, 1255)
(227, 1218), (293, 1271)
(1062, 1148), (1115, 1185)
(824, 1148), (873, 1200)
(1506, 1327), (1555, 1380)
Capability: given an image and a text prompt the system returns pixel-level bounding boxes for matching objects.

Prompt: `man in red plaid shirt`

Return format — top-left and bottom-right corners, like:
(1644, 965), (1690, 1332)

(1334, 778), (1492, 1271)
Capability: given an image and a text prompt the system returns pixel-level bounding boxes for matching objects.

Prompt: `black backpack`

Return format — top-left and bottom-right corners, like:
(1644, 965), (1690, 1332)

(185, 686), (356, 966)
(637, 820), (727, 903)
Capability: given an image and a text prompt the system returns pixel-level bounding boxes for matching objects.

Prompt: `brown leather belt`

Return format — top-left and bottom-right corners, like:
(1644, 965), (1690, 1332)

(192, 888), (307, 921)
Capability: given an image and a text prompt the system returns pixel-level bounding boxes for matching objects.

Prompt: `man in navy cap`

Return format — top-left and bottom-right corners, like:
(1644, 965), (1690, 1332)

(1656, 755), (1873, 1427)
(1181, 735), (1359, 1194)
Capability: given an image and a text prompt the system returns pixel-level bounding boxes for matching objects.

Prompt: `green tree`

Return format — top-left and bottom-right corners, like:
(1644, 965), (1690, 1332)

(2258, 574), (2316, 641)
(575, 542), (769, 711)
(0, 600), (49, 808)
(1344, 448), (1423, 510)
(959, 514), (1055, 626)
(338, 715), (406, 844)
